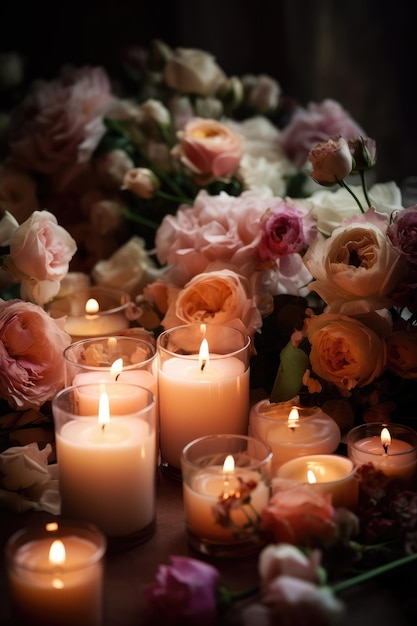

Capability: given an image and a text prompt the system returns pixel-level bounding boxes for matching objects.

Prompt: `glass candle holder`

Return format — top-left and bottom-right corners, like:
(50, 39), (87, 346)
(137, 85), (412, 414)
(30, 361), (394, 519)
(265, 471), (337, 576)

(249, 398), (341, 475)
(181, 434), (272, 558)
(157, 323), (251, 475)
(5, 520), (106, 626)
(52, 383), (157, 549)
(277, 453), (359, 510)
(47, 286), (130, 342)
(347, 422), (417, 486)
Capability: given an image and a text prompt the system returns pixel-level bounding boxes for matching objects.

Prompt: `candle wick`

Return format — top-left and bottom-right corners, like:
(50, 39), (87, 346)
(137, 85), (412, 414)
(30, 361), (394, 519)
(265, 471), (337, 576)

(383, 443), (389, 455)
(115, 373), (120, 381)
(200, 359), (206, 372)
(101, 424), (106, 432)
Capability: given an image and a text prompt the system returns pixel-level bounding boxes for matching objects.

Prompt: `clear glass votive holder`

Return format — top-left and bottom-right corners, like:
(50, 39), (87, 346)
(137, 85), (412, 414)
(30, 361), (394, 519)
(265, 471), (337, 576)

(47, 286), (130, 342)
(5, 519), (106, 626)
(157, 323), (251, 476)
(181, 434), (272, 558)
(346, 422), (417, 486)
(52, 383), (157, 550)
(277, 454), (359, 510)
(249, 398), (341, 476)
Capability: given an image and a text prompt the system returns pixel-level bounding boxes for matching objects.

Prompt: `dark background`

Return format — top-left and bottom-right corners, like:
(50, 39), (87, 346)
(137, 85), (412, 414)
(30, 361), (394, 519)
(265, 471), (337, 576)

(1, 0), (415, 187)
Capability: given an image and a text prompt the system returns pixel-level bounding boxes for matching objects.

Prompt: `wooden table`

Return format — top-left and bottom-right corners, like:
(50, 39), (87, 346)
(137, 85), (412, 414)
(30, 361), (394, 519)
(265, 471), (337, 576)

(0, 467), (416, 626)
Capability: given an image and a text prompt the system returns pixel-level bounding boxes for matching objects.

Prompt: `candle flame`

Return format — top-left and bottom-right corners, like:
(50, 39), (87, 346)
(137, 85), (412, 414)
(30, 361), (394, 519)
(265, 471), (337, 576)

(85, 298), (99, 315)
(307, 469), (317, 484)
(98, 391), (110, 428)
(381, 427), (391, 454)
(110, 358), (123, 380)
(49, 540), (66, 566)
(223, 454), (235, 473)
(199, 338), (209, 371)
(288, 408), (299, 429)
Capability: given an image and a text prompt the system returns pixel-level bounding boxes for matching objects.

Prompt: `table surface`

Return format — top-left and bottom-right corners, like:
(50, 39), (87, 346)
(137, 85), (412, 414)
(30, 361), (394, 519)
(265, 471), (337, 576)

(0, 466), (416, 626)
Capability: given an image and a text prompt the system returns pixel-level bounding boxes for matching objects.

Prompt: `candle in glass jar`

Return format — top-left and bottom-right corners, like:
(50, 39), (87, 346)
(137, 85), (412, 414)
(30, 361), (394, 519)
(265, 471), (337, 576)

(277, 454), (359, 509)
(6, 521), (106, 626)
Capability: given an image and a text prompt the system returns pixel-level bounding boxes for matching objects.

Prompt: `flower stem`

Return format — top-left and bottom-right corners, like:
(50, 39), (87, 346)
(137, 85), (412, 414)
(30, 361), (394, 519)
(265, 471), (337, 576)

(337, 179), (365, 213)
(331, 552), (417, 594)
(360, 171), (372, 208)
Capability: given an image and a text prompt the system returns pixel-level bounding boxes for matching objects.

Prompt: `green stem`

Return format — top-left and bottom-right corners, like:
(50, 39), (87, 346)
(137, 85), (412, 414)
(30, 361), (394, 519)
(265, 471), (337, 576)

(332, 551), (417, 594)
(337, 179), (365, 213)
(156, 189), (194, 205)
(360, 171), (372, 208)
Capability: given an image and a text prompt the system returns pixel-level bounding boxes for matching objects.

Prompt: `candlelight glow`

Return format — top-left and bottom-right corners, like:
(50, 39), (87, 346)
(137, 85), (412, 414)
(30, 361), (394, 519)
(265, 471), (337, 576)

(223, 454), (235, 473)
(49, 540), (66, 566)
(199, 338), (209, 371)
(381, 427), (391, 452)
(307, 469), (317, 484)
(98, 391), (110, 426)
(110, 358), (123, 378)
(85, 298), (100, 315)
(288, 408), (299, 429)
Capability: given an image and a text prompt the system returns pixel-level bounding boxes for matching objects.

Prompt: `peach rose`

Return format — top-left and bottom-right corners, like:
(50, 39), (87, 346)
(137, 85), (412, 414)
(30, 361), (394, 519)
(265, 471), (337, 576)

(163, 46), (226, 96)
(306, 312), (388, 391)
(303, 207), (407, 314)
(386, 329), (417, 378)
(308, 138), (353, 186)
(171, 118), (244, 182)
(0, 299), (71, 410)
(122, 167), (160, 199)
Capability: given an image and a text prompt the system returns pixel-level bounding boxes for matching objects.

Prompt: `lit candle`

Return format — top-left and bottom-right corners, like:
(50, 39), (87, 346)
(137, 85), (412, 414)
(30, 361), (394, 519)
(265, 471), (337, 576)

(347, 422), (417, 485)
(249, 401), (341, 474)
(5, 521), (106, 626)
(277, 454), (359, 509)
(53, 385), (156, 541)
(181, 434), (272, 556)
(157, 324), (250, 471)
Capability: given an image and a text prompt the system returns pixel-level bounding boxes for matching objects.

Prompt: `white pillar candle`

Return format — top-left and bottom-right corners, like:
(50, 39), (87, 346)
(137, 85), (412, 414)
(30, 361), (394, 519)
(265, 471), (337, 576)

(277, 454), (359, 509)
(6, 521), (106, 626)
(53, 385), (156, 540)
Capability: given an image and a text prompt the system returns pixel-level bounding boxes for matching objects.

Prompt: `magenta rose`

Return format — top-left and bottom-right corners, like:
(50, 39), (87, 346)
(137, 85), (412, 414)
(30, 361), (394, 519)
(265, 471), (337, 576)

(280, 98), (367, 168)
(0, 299), (71, 410)
(387, 205), (417, 266)
(144, 556), (220, 626)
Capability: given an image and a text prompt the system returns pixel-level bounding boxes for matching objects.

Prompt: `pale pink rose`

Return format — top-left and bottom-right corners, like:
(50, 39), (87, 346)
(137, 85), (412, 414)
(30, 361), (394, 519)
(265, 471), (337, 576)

(261, 478), (337, 547)
(258, 544), (322, 588)
(386, 329), (417, 379)
(155, 190), (274, 287)
(242, 73), (281, 112)
(160, 263), (262, 344)
(122, 167), (160, 199)
(171, 118), (244, 182)
(0, 299), (71, 410)
(0, 165), (40, 224)
(8, 66), (115, 189)
(19, 278), (61, 306)
(303, 207), (407, 314)
(163, 46), (226, 96)
(387, 205), (417, 265)
(308, 138), (353, 186)
(306, 312), (388, 391)
(281, 99), (366, 168)
(9, 210), (77, 283)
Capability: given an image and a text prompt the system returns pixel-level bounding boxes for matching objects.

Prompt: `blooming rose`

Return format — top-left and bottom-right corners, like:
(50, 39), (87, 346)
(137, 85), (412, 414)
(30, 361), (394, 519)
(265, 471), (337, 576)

(280, 98), (367, 168)
(122, 167), (160, 199)
(306, 312), (388, 391)
(163, 46), (226, 96)
(0, 299), (71, 410)
(386, 329), (417, 379)
(144, 556), (220, 626)
(303, 207), (407, 314)
(261, 478), (337, 547)
(171, 118), (244, 182)
(258, 544), (323, 588)
(308, 138), (353, 186)
(387, 205), (417, 266)
(160, 263), (262, 343)
(241, 73), (281, 112)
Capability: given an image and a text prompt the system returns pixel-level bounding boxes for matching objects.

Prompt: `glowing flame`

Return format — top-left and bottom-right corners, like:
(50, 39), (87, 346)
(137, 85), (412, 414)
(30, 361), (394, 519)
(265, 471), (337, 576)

(98, 391), (110, 427)
(288, 408), (299, 429)
(381, 427), (391, 453)
(110, 358), (123, 379)
(307, 469), (317, 484)
(199, 338), (209, 371)
(223, 455), (235, 473)
(85, 298), (99, 315)
(49, 540), (66, 566)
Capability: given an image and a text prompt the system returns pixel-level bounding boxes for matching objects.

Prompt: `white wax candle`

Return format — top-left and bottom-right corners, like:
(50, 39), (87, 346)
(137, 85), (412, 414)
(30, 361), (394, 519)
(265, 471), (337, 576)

(349, 435), (417, 483)
(73, 369), (157, 400)
(183, 467), (269, 541)
(277, 454), (359, 509)
(56, 416), (156, 537)
(74, 381), (151, 416)
(159, 355), (249, 469)
(64, 311), (129, 340)
(8, 536), (103, 626)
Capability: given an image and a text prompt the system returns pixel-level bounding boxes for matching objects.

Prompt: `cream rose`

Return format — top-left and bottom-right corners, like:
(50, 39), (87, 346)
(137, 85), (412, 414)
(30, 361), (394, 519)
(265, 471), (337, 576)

(303, 207), (407, 314)
(306, 312), (388, 391)
(163, 46), (226, 96)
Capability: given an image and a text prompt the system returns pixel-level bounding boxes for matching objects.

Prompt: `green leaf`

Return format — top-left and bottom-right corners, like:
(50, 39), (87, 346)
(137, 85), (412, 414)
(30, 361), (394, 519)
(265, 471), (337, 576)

(269, 339), (309, 403)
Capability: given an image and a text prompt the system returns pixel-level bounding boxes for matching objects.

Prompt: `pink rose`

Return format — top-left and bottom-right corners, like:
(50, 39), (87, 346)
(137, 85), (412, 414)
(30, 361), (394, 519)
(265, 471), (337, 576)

(261, 478), (337, 547)
(171, 118), (244, 182)
(144, 556), (220, 626)
(387, 205), (417, 265)
(281, 99), (366, 168)
(308, 138), (353, 186)
(303, 207), (407, 314)
(163, 47), (226, 96)
(258, 544), (322, 588)
(0, 299), (71, 410)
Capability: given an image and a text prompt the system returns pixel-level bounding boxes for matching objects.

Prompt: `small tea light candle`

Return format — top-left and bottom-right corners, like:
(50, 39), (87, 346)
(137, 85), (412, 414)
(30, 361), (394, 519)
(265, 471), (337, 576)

(5, 521), (106, 626)
(347, 422), (417, 485)
(249, 399), (341, 474)
(277, 454), (359, 509)
(181, 434), (272, 557)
